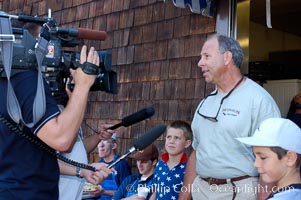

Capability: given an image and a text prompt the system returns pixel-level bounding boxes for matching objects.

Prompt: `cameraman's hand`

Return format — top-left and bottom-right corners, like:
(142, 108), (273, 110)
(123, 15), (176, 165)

(69, 45), (99, 90)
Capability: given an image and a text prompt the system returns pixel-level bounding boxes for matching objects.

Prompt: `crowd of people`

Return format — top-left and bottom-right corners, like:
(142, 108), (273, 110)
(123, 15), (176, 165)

(0, 15), (300, 200)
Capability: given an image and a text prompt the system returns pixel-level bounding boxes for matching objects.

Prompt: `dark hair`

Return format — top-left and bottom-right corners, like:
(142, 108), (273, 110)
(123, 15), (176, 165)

(167, 120), (192, 141)
(270, 147), (301, 168)
(208, 34), (244, 68)
(150, 157), (158, 163)
(287, 94), (301, 120)
(23, 22), (41, 37)
(10, 16), (41, 38)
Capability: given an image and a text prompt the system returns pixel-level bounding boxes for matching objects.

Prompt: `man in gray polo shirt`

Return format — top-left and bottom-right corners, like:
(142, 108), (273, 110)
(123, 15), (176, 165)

(179, 34), (280, 200)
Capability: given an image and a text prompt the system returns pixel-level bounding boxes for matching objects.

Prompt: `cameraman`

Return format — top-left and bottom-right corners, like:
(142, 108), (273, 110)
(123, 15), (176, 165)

(0, 44), (114, 199)
(21, 21), (114, 200)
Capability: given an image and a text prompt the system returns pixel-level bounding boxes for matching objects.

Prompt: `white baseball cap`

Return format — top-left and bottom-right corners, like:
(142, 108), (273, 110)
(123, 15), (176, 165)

(237, 118), (301, 154)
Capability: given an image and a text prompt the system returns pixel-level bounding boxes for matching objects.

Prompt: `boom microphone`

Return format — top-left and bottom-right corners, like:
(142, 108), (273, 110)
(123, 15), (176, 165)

(133, 124), (166, 150)
(52, 27), (107, 41)
(108, 106), (155, 130)
(108, 124), (166, 169)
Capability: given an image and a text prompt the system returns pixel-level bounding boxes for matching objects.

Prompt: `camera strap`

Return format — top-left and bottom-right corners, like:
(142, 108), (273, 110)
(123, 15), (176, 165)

(0, 16), (46, 127)
(73, 61), (101, 75)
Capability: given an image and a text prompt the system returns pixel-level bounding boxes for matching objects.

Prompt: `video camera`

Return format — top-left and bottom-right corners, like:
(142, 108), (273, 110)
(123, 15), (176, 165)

(0, 11), (117, 105)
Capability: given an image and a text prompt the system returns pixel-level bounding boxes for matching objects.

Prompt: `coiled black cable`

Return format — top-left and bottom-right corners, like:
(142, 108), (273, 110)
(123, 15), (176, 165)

(0, 113), (96, 171)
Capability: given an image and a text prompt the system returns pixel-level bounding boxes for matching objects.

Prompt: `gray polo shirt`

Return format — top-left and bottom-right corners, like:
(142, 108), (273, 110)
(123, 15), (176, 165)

(191, 78), (280, 179)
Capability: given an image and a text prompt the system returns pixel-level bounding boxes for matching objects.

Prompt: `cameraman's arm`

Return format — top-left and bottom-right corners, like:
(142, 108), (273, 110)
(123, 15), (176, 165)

(37, 46), (98, 152)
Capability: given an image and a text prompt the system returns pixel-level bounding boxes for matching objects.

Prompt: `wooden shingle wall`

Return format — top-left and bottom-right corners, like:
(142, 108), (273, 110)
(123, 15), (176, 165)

(1, 0), (216, 167)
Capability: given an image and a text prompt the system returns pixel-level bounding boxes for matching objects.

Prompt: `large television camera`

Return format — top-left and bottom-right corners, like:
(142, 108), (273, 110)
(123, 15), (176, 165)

(0, 11), (117, 105)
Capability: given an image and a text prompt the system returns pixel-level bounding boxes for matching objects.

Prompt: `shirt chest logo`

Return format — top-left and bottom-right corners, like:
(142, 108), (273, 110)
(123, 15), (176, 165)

(222, 108), (240, 117)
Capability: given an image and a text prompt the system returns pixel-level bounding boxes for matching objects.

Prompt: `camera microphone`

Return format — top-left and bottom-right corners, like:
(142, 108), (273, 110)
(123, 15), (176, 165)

(108, 124), (166, 169)
(52, 27), (107, 41)
(108, 106), (155, 130)
(17, 14), (49, 24)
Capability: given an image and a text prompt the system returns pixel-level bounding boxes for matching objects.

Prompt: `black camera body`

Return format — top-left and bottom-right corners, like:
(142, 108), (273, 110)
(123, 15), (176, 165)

(0, 14), (117, 105)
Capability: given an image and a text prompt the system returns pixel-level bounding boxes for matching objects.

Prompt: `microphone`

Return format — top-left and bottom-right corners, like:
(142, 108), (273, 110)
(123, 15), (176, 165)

(108, 107), (155, 130)
(108, 124), (166, 169)
(0, 12), (49, 24)
(51, 27), (107, 41)
(133, 124), (166, 150)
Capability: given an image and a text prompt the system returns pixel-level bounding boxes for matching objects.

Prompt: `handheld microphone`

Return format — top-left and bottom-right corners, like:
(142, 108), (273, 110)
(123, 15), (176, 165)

(133, 124), (166, 150)
(108, 124), (166, 169)
(52, 27), (107, 41)
(108, 106), (155, 130)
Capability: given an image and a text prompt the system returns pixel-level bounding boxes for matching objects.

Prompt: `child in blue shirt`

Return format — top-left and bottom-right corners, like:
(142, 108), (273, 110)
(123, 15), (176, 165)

(151, 120), (192, 200)
(113, 144), (159, 200)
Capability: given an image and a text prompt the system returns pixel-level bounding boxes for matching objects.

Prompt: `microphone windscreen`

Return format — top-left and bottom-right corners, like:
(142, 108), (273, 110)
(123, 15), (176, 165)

(133, 124), (166, 150)
(77, 28), (107, 41)
(121, 107), (155, 127)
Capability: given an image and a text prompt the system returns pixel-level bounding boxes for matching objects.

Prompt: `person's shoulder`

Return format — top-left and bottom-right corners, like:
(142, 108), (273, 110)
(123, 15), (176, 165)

(154, 160), (163, 169)
(118, 158), (130, 165)
(131, 173), (141, 179)
(267, 184), (301, 199)
(122, 173), (139, 183)
(13, 70), (38, 80)
(244, 78), (280, 106)
(114, 157), (131, 168)
(244, 78), (268, 93)
(127, 173), (139, 180)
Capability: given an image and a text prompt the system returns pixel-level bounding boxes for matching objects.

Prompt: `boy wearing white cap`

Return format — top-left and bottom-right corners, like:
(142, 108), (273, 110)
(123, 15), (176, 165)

(237, 118), (301, 199)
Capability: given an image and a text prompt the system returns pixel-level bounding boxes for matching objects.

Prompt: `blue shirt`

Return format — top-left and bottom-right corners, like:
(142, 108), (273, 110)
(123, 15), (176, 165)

(153, 153), (188, 200)
(97, 155), (131, 200)
(113, 174), (155, 200)
(0, 71), (60, 199)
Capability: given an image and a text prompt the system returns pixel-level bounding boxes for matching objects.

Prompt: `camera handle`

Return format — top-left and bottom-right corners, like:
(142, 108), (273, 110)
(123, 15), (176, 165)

(72, 61), (101, 75)
(67, 61), (101, 91)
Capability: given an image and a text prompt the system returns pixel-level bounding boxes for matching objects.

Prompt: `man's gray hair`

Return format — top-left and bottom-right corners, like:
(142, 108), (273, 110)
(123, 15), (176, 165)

(208, 34), (244, 68)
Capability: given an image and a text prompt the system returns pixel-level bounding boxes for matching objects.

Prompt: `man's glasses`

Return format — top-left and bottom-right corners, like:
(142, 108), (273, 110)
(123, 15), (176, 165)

(197, 90), (220, 122)
(197, 76), (244, 122)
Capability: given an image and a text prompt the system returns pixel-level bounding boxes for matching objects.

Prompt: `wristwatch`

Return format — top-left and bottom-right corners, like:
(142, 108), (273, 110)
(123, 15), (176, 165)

(76, 166), (82, 178)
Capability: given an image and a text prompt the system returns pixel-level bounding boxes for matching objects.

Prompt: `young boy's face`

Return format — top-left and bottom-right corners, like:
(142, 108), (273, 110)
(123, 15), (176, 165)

(253, 146), (288, 184)
(165, 128), (191, 156)
(136, 159), (156, 177)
